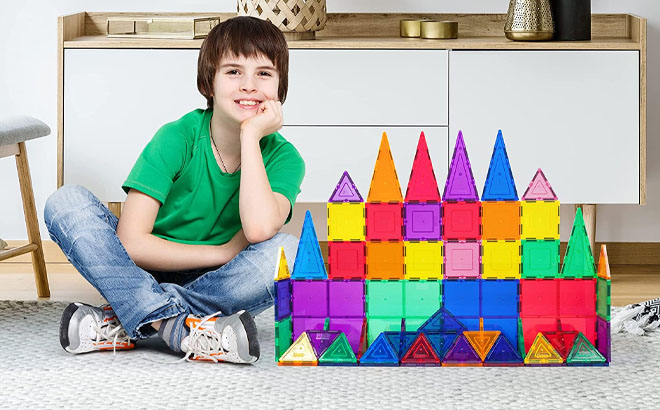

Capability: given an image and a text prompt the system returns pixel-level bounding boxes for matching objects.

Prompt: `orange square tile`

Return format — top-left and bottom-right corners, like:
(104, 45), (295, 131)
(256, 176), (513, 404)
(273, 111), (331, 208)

(366, 241), (404, 279)
(482, 201), (520, 240)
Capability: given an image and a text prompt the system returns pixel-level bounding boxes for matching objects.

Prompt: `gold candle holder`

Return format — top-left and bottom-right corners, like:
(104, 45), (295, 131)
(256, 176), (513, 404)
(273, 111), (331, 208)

(421, 20), (458, 39)
(400, 19), (422, 38)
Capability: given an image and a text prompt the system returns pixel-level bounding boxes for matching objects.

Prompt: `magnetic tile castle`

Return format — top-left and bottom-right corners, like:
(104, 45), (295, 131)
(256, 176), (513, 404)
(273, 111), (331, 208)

(275, 130), (610, 367)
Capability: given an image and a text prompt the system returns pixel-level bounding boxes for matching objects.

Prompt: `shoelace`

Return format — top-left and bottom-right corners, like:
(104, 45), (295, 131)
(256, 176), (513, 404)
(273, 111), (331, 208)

(180, 310), (226, 363)
(92, 317), (132, 356)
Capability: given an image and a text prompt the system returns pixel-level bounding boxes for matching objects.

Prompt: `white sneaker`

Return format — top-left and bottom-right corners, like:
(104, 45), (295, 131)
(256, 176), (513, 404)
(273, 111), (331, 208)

(59, 302), (135, 354)
(180, 310), (259, 364)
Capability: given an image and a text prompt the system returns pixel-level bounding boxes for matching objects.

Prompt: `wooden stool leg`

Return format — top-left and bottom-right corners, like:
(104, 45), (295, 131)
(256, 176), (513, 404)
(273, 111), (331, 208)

(16, 142), (50, 298)
(575, 204), (597, 259)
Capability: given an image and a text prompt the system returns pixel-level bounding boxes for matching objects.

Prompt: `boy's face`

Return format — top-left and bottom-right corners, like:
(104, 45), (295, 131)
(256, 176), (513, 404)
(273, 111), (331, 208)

(212, 53), (280, 127)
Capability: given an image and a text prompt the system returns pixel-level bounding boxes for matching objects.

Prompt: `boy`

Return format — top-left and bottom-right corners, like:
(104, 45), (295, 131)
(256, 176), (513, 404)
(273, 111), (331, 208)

(44, 16), (304, 364)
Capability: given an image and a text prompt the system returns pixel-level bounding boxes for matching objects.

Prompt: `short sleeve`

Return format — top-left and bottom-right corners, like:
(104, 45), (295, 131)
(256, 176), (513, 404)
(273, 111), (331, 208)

(122, 123), (189, 204)
(265, 140), (305, 224)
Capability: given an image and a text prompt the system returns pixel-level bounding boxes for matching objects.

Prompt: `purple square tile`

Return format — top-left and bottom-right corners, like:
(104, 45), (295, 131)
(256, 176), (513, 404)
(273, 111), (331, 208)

(274, 279), (291, 320)
(292, 317), (326, 341)
(292, 280), (328, 317)
(444, 241), (481, 278)
(404, 203), (441, 241)
(596, 316), (611, 362)
(328, 280), (365, 318)
(329, 318), (364, 354)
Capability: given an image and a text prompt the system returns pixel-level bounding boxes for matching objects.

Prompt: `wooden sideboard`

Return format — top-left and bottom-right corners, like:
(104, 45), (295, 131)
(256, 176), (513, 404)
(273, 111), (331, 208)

(57, 12), (647, 244)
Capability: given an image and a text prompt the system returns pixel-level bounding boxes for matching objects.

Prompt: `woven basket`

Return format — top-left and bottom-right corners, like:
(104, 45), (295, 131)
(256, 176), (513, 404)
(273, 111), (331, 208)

(237, 0), (326, 39)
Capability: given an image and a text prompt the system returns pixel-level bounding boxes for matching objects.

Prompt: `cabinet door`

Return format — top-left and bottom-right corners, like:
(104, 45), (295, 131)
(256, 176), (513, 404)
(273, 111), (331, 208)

(281, 126), (449, 202)
(64, 49), (204, 201)
(286, 50), (448, 126)
(449, 50), (639, 204)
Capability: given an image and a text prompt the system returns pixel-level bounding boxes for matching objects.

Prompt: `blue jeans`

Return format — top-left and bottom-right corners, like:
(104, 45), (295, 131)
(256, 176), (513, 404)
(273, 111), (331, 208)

(44, 185), (298, 340)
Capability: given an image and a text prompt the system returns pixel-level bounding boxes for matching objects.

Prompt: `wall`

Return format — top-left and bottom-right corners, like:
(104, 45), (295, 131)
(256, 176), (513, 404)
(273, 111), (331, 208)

(0, 0), (657, 242)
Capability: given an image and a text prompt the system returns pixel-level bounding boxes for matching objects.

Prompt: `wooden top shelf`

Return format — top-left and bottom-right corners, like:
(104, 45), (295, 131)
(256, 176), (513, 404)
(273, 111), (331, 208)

(60, 12), (646, 51)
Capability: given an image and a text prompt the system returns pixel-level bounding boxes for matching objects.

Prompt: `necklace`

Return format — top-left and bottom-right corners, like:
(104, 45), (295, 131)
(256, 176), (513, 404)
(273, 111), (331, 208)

(210, 125), (240, 174)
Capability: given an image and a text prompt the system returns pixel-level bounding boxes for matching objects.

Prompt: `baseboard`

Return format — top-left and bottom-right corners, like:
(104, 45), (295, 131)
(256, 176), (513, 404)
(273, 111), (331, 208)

(2, 240), (659, 266)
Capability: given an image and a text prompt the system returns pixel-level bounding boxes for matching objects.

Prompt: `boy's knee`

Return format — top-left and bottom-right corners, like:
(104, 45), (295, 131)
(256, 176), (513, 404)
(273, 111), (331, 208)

(270, 232), (298, 262)
(44, 185), (94, 225)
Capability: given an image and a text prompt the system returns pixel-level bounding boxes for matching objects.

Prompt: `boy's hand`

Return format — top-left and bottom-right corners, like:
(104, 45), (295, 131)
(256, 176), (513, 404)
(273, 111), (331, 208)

(240, 100), (283, 142)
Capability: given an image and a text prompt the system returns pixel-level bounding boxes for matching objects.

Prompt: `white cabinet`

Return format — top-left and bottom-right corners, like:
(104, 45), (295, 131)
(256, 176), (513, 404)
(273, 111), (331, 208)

(285, 50), (449, 126)
(282, 126), (449, 202)
(64, 49), (205, 202)
(449, 50), (640, 204)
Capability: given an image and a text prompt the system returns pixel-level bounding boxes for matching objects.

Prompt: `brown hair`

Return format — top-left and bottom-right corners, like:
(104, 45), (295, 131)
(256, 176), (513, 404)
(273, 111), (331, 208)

(197, 16), (289, 109)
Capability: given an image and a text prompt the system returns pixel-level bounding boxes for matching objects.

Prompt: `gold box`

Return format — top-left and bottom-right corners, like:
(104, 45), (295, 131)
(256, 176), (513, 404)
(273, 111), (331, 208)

(106, 16), (221, 39)
(421, 20), (459, 39)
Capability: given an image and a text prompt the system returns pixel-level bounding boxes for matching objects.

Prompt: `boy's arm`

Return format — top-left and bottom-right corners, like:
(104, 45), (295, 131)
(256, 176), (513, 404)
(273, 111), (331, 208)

(116, 189), (249, 272)
(239, 100), (290, 243)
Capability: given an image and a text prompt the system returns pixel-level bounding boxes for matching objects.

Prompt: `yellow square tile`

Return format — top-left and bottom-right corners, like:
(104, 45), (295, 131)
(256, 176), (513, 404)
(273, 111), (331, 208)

(520, 201), (560, 240)
(404, 241), (443, 280)
(327, 203), (365, 241)
(482, 240), (520, 279)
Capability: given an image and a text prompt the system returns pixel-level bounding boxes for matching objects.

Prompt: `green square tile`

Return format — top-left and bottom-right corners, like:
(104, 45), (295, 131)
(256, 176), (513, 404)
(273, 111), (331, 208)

(366, 280), (404, 317)
(404, 317), (428, 332)
(596, 277), (611, 320)
(521, 240), (559, 278)
(367, 317), (402, 345)
(403, 280), (442, 318)
(274, 317), (292, 362)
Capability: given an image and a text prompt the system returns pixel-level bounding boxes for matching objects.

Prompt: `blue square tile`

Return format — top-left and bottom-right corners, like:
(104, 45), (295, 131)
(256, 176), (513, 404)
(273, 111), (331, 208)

(275, 279), (291, 320)
(481, 280), (519, 317)
(483, 317), (519, 348)
(443, 279), (480, 317)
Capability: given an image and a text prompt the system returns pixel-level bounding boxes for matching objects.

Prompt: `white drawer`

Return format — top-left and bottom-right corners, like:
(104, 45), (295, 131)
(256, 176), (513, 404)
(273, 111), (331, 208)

(449, 50), (640, 204)
(281, 126), (449, 202)
(286, 50), (449, 126)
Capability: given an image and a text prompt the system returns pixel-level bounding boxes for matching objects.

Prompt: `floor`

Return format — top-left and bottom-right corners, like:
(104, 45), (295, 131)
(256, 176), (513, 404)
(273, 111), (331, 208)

(0, 261), (658, 306)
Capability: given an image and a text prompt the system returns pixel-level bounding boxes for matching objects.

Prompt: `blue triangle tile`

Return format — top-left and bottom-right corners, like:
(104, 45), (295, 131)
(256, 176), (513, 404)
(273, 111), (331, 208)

(419, 307), (468, 334)
(291, 211), (328, 279)
(384, 331), (418, 359)
(482, 130), (518, 201)
(484, 335), (523, 364)
(329, 171), (364, 202)
(359, 333), (399, 366)
(425, 332), (459, 359)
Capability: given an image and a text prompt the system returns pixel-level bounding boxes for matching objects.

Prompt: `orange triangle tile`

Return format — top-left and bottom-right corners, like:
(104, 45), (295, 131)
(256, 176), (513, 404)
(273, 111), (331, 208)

(524, 333), (563, 365)
(405, 131), (441, 202)
(274, 247), (290, 281)
(367, 132), (403, 203)
(464, 318), (501, 361)
(597, 244), (611, 280)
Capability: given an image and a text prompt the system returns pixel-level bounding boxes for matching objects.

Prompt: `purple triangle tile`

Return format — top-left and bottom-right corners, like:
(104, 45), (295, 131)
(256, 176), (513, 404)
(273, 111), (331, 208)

(307, 330), (341, 358)
(442, 131), (479, 201)
(329, 171), (364, 202)
(443, 334), (481, 363)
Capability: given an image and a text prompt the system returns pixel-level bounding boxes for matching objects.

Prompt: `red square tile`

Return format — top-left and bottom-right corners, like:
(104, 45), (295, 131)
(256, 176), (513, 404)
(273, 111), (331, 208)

(366, 203), (403, 241)
(521, 316), (558, 352)
(442, 201), (481, 240)
(559, 279), (596, 317)
(560, 316), (597, 346)
(328, 241), (365, 280)
(520, 279), (559, 317)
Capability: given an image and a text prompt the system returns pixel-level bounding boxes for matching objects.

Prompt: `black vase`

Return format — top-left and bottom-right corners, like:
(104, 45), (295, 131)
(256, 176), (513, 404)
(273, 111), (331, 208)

(551, 0), (591, 41)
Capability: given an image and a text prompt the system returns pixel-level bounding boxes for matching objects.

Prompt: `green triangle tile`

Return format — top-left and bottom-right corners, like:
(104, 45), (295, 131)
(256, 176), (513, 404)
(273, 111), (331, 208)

(561, 208), (596, 278)
(319, 333), (357, 365)
(567, 333), (606, 365)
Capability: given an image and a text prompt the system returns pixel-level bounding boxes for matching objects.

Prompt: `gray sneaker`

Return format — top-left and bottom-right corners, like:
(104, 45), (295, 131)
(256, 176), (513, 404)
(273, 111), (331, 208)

(59, 302), (135, 354)
(180, 310), (259, 364)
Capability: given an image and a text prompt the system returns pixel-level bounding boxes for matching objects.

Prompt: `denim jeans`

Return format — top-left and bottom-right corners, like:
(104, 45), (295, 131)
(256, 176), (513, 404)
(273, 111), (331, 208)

(44, 185), (298, 339)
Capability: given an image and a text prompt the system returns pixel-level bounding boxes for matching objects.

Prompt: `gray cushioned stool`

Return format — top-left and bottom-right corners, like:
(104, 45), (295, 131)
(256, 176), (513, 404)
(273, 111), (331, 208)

(0, 116), (51, 297)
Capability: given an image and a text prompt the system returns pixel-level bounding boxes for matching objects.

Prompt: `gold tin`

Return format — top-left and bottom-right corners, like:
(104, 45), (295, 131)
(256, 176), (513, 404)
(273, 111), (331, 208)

(420, 20), (458, 39)
(400, 19), (422, 38)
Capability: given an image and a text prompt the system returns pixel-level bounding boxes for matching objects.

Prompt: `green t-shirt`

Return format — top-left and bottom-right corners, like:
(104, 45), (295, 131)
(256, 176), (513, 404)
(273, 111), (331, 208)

(122, 109), (305, 245)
